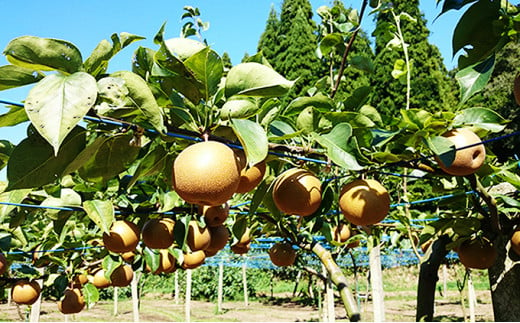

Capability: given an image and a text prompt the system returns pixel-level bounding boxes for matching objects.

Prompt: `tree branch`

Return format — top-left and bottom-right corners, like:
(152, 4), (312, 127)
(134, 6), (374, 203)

(331, 0), (369, 99)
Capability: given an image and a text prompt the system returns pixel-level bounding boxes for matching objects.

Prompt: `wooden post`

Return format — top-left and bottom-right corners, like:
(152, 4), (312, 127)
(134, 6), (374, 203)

(29, 268), (44, 322)
(327, 271), (335, 322)
(217, 261), (224, 313)
(369, 242), (385, 322)
(242, 255), (248, 307)
(321, 264), (328, 322)
(185, 269), (192, 322)
(467, 269), (476, 323)
(174, 270), (179, 305)
(131, 272), (140, 322)
(113, 286), (119, 316)
(7, 287), (11, 306)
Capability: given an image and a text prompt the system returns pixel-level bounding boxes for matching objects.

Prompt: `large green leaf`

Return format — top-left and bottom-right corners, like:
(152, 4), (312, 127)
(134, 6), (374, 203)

(312, 123), (363, 171)
(268, 120), (303, 141)
(455, 55), (495, 105)
(82, 283), (100, 309)
(453, 107), (507, 133)
(3, 36), (82, 73)
(425, 136), (456, 167)
(452, 0), (503, 69)
(0, 188), (31, 221)
(109, 71), (166, 133)
(284, 93), (334, 116)
(225, 62), (294, 98)
(183, 47), (223, 100)
(220, 97), (259, 120)
(84, 32), (145, 77)
(0, 65), (44, 90)
(319, 33), (345, 57)
(0, 105), (28, 127)
(78, 133), (141, 183)
(25, 72), (97, 154)
(83, 200), (114, 234)
(6, 126), (86, 190)
(231, 118), (268, 167)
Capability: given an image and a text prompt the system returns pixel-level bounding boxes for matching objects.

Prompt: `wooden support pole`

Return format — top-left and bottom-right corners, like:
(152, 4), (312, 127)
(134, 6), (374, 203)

(29, 268), (44, 323)
(242, 254), (248, 307)
(217, 261), (224, 313)
(131, 273), (140, 322)
(185, 269), (192, 322)
(369, 242), (385, 322)
(113, 286), (119, 316)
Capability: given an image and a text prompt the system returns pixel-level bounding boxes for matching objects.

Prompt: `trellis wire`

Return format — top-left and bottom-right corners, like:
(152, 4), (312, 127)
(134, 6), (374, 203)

(3, 99), (519, 170)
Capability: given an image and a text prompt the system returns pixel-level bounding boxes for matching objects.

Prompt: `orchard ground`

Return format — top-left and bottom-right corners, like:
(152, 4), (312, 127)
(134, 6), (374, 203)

(0, 264), (494, 322)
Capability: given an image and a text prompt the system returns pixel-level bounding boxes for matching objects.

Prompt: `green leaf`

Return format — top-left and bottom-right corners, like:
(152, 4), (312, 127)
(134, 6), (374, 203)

(220, 97), (259, 120)
(6, 126), (86, 190)
(0, 188), (31, 221)
(453, 107), (507, 133)
(268, 120), (303, 141)
(102, 255), (122, 279)
(143, 248), (161, 273)
(319, 33), (345, 57)
(0, 105), (28, 127)
(127, 145), (169, 189)
(0, 65), (44, 90)
(82, 283), (100, 309)
(83, 200), (114, 234)
(225, 62), (294, 98)
(391, 59), (407, 80)
(231, 118), (268, 167)
(163, 37), (206, 61)
(344, 86), (371, 110)
(84, 32), (145, 76)
(312, 123), (363, 171)
(453, 0), (504, 69)
(0, 140), (14, 171)
(25, 72), (97, 155)
(455, 55), (495, 104)
(426, 135), (456, 167)
(183, 47), (223, 100)
(400, 109), (432, 131)
(110, 71), (166, 133)
(78, 133), (141, 183)
(158, 191), (184, 213)
(284, 93), (334, 116)
(4, 36), (82, 74)
(350, 55), (374, 74)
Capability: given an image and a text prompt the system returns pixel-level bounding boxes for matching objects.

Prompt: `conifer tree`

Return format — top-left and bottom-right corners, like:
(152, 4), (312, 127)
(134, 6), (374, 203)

(257, 5), (279, 63)
(257, 0), (322, 98)
(369, 0), (456, 120)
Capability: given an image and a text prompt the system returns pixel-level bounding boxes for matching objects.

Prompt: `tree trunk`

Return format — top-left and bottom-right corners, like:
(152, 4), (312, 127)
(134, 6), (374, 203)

(302, 240), (360, 321)
(488, 233), (520, 321)
(416, 235), (450, 322)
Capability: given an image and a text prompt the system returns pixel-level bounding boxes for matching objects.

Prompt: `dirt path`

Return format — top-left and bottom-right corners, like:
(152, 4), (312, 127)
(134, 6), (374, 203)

(0, 289), (493, 322)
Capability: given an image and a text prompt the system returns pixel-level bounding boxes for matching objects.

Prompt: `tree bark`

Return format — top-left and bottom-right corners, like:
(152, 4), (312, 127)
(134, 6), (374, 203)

(488, 233), (520, 321)
(416, 235), (451, 322)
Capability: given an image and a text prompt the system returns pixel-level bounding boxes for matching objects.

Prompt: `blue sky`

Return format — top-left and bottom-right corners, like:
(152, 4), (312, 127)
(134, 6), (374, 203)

(0, 0), (463, 180)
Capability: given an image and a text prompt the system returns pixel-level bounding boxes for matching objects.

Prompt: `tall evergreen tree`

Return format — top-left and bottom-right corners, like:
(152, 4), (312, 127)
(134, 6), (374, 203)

(257, 5), (279, 63)
(369, 0), (456, 120)
(257, 0), (322, 98)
